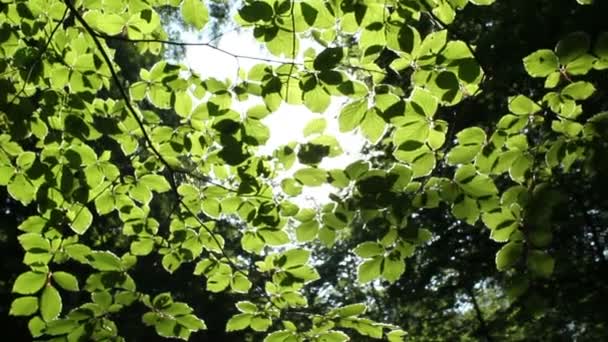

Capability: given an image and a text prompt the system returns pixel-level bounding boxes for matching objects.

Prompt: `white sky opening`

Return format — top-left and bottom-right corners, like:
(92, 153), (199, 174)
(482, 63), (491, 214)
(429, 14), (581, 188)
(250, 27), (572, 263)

(184, 29), (366, 204)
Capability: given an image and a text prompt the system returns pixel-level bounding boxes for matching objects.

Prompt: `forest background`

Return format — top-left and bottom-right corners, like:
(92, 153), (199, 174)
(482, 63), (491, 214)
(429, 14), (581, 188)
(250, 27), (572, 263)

(1, 0), (607, 341)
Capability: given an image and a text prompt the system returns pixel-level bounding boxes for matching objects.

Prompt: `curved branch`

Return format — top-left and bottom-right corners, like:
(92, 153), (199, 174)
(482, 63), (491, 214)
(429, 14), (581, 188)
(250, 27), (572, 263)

(64, 0), (179, 194)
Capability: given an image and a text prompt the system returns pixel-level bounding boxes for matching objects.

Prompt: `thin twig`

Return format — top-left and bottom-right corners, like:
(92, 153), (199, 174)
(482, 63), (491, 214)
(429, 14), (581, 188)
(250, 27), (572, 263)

(93, 33), (301, 66)
(285, 0), (297, 103)
(8, 8), (69, 105)
(93, 33), (387, 75)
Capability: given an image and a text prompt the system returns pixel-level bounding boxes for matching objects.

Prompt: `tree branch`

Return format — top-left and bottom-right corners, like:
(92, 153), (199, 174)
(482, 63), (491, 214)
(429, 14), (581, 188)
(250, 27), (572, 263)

(466, 286), (494, 342)
(64, 1), (301, 317)
(64, 0), (180, 193)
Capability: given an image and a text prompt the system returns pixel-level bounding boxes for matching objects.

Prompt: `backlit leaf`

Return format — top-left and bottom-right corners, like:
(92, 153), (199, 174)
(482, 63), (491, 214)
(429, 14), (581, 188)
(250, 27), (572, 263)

(182, 0), (209, 30)
(40, 285), (61, 322)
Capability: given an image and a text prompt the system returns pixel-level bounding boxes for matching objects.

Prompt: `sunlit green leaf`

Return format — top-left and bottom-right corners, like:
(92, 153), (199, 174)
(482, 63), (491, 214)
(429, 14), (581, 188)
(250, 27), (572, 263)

(357, 257), (382, 283)
(226, 313), (252, 331)
(523, 50), (558, 77)
(40, 285), (62, 322)
(10, 296), (39, 316)
(13, 272), (47, 295)
(495, 242), (523, 271)
(52, 272), (79, 292)
(182, 0), (209, 29)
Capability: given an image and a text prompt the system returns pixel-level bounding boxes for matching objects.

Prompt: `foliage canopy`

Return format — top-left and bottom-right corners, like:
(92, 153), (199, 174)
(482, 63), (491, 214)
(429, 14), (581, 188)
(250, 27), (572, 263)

(1, 0), (607, 340)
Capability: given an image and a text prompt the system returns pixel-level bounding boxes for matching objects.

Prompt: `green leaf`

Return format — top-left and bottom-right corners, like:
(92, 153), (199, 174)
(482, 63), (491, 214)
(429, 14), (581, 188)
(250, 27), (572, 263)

(250, 316), (272, 332)
(87, 251), (123, 271)
(243, 118), (270, 145)
(226, 313), (252, 331)
(495, 242), (523, 271)
(303, 86), (330, 113)
(556, 31), (590, 65)
(446, 127), (486, 165)
(455, 164), (498, 197)
(175, 91), (193, 117)
(17, 151), (36, 170)
(470, 0), (496, 4)
(176, 314), (207, 331)
(509, 95), (541, 115)
(544, 71), (561, 88)
(8, 173), (36, 205)
(294, 167), (327, 186)
(387, 329), (407, 342)
(182, 0), (209, 30)
(52, 272), (79, 292)
(339, 99), (367, 132)
(594, 32), (608, 58)
(131, 238), (155, 256)
(10, 296), (39, 316)
(230, 273), (252, 293)
(28, 316), (45, 337)
(417, 30), (447, 56)
(0, 165), (14, 186)
(318, 331), (349, 342)
(258, 229), (290, 246)
(40, 285), (62, 322)
(239, 1), (274, 22)
(353, 242), (384, 258)
(241, 232), (265, 254)
(523, 50), (558, 77)
(280, 249), (310, 268)
(140, 174), (171, 192)
(296, 220), (319, 242)
(163, 253), (182, 274)
(565, 54), (595, 75)
(201, 198), (221, 218)
(411, 88), (438, 118)
(18, 233), (50, 252)
(561, 81), (595, 100)
(236, 301), (257, 313)
(303, 118), (326, 137)
(155, 318), (181, 338)
(68, 204), (93, 234)
(447, 146), (480, 165)
(84, 11), (126, 36)
(330, 303), (367, 317)
(360, 108), (385, 143)
(13, 271), (47, 295)
(314, 47), (344, 70)
(357, 257), (382, 283)
(382, 257), (405, 283)
(265, 330), (296, 342)
(247, 105), (271, 119)
(527, 250), (555, 278)
(281, 178), (303, 196)
(95, 191), (115, 215)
